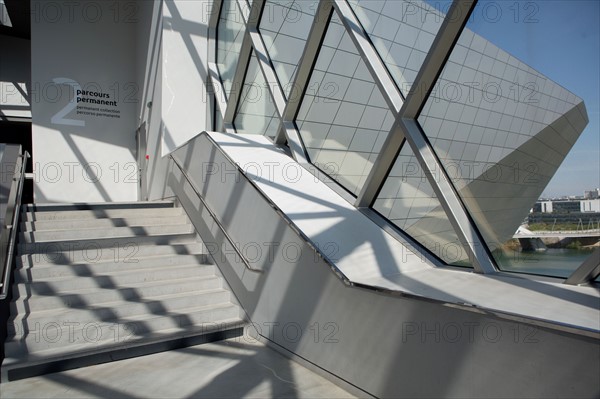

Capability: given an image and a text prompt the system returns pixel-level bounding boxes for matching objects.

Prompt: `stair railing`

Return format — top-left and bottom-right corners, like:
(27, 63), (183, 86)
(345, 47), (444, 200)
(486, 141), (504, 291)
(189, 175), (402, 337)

(0, 146), (30, 300)
(169, 154), (262, 273)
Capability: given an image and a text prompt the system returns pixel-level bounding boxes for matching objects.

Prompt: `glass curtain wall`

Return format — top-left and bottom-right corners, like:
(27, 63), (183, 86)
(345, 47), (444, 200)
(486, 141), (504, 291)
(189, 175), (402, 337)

(210, 0), (595, 280)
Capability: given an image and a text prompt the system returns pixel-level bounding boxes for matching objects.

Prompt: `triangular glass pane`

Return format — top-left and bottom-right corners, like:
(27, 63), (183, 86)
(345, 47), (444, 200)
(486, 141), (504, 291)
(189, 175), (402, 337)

(295, 12), (395, 196)
(234, 53), (280, 139)
(347, 0), (445, 96)
(259, 0), (318, 97)
(373, 142), (473, 267)
(417, 1), (589, 275)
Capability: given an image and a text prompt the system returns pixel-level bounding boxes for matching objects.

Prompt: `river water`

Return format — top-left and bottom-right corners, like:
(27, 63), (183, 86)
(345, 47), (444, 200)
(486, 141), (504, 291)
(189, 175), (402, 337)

(494, 248), (596, 278)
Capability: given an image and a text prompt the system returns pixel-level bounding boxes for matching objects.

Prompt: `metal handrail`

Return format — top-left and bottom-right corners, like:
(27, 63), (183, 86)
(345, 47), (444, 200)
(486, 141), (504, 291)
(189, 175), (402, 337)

(169, 133), (351, 284)
(0, 150), (30, 300)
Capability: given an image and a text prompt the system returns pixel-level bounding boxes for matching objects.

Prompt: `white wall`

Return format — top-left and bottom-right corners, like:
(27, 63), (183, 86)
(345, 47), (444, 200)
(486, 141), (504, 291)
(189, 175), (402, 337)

(143, 0), (212, 200)
(581, 199), (600, 213)
(541, 201), (553, 213)
(160, 0), (211, 155)
(168, 134), (600, 398)
(30, 0), (138, 202)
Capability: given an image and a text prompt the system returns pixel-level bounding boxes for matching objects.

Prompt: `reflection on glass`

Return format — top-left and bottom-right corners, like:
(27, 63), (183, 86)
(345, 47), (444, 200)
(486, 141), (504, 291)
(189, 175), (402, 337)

(348, 0), (444, 95)
(217, 0), (245, 100)
(296, 13), (395, 196)
(374, 143), (473, 266)
(234, 53), (280, 139)
(417, 2), (589, 274)
(259, 0), (318, 97)
(494, 248), (594, 278)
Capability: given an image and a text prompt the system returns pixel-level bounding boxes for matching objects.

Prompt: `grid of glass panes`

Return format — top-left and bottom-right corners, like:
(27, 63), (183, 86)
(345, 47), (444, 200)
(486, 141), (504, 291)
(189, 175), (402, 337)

(259, 0), (318, 98)
(211, 0), (595, 281)
(295, 13), (395, 196)
(216, 0), (246, 100)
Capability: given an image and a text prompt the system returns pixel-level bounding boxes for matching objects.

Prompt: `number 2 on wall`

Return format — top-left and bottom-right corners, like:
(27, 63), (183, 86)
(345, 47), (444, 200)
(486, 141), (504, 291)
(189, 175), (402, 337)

(51, 77), (85, 127)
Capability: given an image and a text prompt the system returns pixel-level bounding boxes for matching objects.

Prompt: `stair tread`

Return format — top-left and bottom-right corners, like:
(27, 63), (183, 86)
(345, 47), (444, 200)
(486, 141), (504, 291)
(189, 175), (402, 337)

(17, 233), (201, 254)
(4, 202), (245, 381)
(13, 273), (221, 298)
(22, 206), (183, 220)
(15, 262), (211, 283)
(20, 224), (195, 242)
(16, 253), (210, 270)
(10, 277), (221, 315)
(10, 287), (230, 321)
(22, 216), (191, 232)
(7, 301), (240, 342)
(2, 317), (246, 367)
(17, 243), (206, 266)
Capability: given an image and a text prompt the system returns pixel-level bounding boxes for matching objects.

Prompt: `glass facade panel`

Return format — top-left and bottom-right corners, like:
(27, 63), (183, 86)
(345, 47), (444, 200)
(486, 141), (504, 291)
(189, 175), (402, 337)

(296, 13), (395, 196)
(217, 0), (246, 100)
(259, 0), (318, 97)
(374, 143), (472, 266)
(348, 0), (444, 95)
(417, 2), (588, 273)
(234, 53), (280, 139)
(213, 0), (593, 278)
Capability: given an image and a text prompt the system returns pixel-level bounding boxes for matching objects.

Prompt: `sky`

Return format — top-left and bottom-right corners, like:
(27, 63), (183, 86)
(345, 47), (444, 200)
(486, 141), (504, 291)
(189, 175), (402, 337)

(429, 0), (600, 198)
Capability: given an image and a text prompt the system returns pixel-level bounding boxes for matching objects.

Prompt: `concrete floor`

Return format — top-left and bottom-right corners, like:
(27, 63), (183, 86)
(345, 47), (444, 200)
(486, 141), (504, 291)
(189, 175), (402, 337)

(1, 339), (357, 398)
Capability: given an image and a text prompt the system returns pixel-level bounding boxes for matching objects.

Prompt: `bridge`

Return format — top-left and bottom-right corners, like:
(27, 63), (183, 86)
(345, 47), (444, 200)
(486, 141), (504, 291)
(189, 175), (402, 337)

(513, 226), (600, 251)
(513, 226), (600, 239)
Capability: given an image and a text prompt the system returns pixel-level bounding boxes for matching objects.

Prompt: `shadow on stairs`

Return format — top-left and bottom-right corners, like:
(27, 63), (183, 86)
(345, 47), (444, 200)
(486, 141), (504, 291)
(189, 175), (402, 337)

(1, 201), (247, 382)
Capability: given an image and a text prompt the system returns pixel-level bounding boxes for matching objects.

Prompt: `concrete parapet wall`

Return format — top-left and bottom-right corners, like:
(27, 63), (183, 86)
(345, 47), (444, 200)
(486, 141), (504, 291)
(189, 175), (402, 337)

(164, 134), (600, 398)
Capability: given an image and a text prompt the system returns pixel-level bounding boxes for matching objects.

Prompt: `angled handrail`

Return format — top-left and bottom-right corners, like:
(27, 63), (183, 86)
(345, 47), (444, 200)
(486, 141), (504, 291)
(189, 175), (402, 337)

(0, 149), (30, 300)
(170, 133), (351, 283)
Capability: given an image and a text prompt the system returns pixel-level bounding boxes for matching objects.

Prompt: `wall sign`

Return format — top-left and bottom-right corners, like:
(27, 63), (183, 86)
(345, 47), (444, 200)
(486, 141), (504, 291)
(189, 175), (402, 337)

(51, 77), (123, 127)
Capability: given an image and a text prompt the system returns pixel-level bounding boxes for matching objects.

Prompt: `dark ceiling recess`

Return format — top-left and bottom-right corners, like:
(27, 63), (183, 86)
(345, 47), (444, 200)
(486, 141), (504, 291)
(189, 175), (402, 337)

(0, 0), (30, 39)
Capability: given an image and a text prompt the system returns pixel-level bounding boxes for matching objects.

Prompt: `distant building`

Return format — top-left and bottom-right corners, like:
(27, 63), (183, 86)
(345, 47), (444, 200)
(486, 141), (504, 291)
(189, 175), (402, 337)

(534, 198), (600, 214)
(584, 188), (600, 199)
(529, 198), (600, 226)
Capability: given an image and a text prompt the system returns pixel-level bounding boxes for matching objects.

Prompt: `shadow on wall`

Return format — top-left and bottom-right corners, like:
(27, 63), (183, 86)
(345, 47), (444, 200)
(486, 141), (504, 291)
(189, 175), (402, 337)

(165, 132), (600, 398)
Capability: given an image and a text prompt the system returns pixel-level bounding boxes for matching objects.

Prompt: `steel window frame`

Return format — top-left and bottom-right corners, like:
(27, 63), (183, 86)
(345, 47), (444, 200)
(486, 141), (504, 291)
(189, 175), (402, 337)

(212, 0), (503, 274)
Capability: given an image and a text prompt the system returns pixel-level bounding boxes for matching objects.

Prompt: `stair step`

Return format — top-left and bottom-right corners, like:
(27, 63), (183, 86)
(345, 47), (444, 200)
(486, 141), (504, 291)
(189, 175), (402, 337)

(17, 242), (206, 267)
(15, 254), (212, 281)
(9, 289), (233, 331)
(21, 215), (190, 232)
(22, 206), (184, 222)
(11, 276), (221, 313)
(1, 317), (245, 382)
(5, 303), (242, 355)
(13, 265), (218, 296)
(3, 202), (246, 383)
(18, 232), (200, 254)
(20, 224), (194, 244)
(23, 201), (175, 213)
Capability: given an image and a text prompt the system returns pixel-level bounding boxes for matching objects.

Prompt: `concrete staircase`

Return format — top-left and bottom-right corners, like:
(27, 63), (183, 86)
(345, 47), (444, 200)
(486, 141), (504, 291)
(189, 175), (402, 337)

(2, 202), (246, 381)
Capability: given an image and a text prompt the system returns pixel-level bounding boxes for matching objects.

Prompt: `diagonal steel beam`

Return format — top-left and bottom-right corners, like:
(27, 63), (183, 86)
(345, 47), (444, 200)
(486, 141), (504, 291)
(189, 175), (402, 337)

(275, 0), (333, 145)
(347, 0), (495, 273)
(400, 118), (496, 273)
(332, 0), (404, 115)
(222, 31), (253, 125)
(355, 0), (475, 206)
